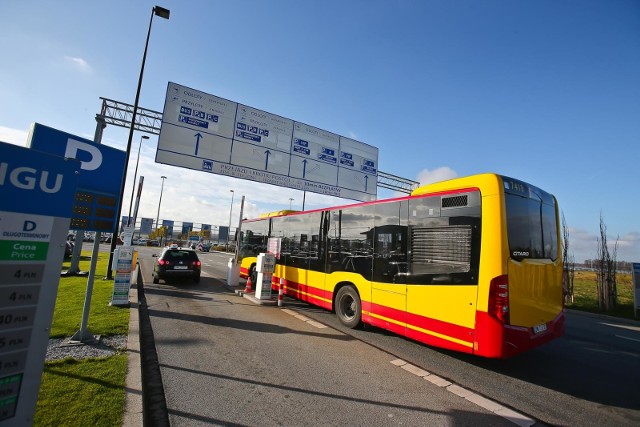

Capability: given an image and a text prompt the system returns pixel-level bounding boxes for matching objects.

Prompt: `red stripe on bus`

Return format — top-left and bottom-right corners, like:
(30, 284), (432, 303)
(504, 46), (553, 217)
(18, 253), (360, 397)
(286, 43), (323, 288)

(366, 301), (474, 345)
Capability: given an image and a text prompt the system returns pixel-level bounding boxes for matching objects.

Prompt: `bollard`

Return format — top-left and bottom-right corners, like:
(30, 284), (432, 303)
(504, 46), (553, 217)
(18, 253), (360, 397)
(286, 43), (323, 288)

(278, 277), (284, 307)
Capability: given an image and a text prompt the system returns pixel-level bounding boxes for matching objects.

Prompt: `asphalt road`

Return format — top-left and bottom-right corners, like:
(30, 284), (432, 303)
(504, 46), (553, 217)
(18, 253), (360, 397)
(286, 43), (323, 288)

(130, 245), (640, 426)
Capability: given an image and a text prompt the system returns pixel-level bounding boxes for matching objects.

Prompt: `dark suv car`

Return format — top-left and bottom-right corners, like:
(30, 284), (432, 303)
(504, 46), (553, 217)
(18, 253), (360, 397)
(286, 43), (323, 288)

(152, 246), (201, 284)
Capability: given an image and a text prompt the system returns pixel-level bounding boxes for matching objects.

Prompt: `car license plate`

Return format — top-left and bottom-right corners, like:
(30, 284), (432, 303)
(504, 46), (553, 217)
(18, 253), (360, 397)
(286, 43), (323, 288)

(533, 323), (547, 334)
(174, 266), (188, 270)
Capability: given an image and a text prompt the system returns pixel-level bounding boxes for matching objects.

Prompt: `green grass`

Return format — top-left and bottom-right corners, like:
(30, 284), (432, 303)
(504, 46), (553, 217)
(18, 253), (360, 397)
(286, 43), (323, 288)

(567, 271), (636, 320)
(34, 355), (127, 427)
(51, 252), (129, 337)
(34, 251), (130, 427)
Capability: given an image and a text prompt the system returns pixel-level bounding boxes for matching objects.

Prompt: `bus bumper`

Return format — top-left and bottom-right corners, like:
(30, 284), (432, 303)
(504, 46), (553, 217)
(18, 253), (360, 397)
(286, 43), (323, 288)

(474, 311), (565, 359)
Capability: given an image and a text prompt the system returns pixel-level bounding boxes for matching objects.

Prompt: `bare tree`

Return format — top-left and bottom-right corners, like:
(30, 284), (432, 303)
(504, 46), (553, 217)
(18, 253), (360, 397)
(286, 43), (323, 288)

(596, 213), (618, 311)
(561, 212), (575, 303)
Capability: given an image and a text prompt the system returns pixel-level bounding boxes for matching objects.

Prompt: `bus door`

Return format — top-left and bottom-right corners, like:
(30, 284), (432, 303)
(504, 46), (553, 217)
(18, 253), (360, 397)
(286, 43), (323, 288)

(370, 201), (409, 335)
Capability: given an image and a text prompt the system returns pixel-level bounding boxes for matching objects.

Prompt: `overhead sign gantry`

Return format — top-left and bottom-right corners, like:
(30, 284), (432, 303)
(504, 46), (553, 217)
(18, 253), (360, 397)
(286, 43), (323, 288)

(156, 82), (379, 202)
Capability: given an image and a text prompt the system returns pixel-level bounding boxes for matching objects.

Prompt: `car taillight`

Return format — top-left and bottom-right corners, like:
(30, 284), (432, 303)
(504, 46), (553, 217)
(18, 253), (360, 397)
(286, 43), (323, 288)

(193, 261), (201, 267)
(489, 275), (510, 324)
(158, 259), (170, 266)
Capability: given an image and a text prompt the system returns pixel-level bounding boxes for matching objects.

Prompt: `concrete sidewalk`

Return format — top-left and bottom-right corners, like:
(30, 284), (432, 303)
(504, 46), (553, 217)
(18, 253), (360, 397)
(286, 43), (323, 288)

(122, 269), (142, 426)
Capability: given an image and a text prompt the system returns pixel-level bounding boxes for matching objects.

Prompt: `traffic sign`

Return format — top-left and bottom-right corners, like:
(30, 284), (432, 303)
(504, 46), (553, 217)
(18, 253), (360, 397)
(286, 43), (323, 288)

(0, 141), (79, 425)
(157, 82), (379, 202)
(26, 123), (127, 232)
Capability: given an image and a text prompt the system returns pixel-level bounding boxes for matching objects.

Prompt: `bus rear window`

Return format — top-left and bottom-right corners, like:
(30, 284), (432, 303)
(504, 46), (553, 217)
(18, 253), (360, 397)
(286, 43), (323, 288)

(504, 181), (558, 261)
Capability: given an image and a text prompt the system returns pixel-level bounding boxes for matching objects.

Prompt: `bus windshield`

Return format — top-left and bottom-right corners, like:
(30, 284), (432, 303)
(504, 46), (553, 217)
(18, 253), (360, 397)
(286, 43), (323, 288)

(503, 177), (558, 261)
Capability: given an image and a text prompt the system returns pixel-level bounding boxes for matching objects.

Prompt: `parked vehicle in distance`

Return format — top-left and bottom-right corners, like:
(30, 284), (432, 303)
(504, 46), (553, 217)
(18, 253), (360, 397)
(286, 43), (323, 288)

(147, 240), (160, 247)
(197, 242), (212, 252)
(104, 236), (124, 245)
(153, 245), (201, 284)
(64, 240), (74, 258)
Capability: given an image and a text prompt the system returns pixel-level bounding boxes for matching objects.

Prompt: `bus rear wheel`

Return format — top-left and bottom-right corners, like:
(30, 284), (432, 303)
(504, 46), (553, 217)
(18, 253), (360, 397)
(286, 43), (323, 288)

(335, 286), (361, 328)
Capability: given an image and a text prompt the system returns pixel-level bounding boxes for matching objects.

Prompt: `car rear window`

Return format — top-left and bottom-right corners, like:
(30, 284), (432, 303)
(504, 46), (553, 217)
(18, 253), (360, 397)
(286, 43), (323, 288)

(164, 250), (199, 261)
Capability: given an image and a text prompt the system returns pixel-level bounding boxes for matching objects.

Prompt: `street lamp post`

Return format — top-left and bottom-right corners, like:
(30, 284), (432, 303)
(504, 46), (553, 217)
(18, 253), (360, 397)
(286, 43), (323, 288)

(289, 198), (294, 210)
(156, 176), (167, 245)
(106, 5), (170, 279)
(127, 135), (149, 227)
(228, 190), (234, 247)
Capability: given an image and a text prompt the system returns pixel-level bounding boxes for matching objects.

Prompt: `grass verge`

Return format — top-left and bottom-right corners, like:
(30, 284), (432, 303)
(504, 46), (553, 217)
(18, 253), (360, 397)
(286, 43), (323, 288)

(566, 271), (636, 320)
(34, 355), (127, 427)
(35, 251), (130, 426)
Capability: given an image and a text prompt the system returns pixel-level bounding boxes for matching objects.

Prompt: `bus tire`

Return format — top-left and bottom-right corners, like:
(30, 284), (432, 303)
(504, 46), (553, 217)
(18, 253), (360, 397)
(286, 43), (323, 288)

(335, 286), (362, 328)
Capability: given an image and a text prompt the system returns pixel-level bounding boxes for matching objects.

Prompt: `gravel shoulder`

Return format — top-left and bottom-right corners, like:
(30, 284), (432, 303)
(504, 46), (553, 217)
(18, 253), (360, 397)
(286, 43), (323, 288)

(45, 335), (128, 362)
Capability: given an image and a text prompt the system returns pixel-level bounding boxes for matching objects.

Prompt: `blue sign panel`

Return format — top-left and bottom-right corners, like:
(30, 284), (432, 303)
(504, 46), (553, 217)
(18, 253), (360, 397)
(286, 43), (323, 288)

(140, 218), (154, 234)
(26, 123), (126, 232)
(235, 130), (261, 142)
(218, 226), (229, 242)
(179, 115), (208, 128)
(162, 220), (174, 238)
(182, 222), (193, 235)
(293, 145), (310, 155)
(318, 154), (337, 164)
(0, 142), (79, 217)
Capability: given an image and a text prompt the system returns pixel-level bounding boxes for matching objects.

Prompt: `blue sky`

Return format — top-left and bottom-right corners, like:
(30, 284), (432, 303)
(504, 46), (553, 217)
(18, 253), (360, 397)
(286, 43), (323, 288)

(1, 0), (638, 263)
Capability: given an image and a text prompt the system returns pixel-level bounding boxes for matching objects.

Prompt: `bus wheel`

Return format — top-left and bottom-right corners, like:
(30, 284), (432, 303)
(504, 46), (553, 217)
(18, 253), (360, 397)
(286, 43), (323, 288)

(335, 286), (361, 328)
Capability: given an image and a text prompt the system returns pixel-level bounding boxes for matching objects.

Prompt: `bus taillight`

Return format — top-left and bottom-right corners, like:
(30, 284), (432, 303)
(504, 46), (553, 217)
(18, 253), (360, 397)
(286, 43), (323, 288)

(489, 275), (510, 324)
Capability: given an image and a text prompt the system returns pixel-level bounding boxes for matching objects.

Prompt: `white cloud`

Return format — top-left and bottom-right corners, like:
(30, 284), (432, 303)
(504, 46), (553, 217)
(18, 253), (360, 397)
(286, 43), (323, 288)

(0, 126), (28, 146)
(565, 227), (640, 263)
(416, 167), (457, 186)
(64, 56), (91, 72)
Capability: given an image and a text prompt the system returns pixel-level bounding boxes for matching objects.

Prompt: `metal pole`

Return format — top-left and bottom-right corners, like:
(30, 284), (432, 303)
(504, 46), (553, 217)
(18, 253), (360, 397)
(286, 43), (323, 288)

(70, 232), (101, 343)
(107, 6), (169, 279)
(69, 114), (108, 341)
(227, 190), (234, 246)
(128, 135), (149, 226)
(155, 176), (167, 245)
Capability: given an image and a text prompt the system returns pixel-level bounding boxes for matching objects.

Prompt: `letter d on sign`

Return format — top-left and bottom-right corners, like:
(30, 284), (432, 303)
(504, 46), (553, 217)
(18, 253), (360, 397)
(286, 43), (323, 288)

(23, 221), (36, 231)
(64, 138), (103, 171)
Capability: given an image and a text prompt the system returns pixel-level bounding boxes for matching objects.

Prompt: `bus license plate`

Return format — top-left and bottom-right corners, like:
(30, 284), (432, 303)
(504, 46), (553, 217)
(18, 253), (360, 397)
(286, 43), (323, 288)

(174, 266), (188, 270)
(533, 323), (547, 334)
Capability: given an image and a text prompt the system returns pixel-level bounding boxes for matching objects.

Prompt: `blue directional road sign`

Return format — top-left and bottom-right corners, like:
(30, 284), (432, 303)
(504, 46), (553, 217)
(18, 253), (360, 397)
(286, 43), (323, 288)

(27, 123), (126, 232)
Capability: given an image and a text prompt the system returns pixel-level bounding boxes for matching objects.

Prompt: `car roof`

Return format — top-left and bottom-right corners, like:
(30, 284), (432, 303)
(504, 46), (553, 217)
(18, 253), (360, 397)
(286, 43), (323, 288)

(162, 245), (198, 253)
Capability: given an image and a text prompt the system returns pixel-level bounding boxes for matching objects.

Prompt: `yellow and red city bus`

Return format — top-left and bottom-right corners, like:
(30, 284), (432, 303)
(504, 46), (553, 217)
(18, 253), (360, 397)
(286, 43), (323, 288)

(239, 173), (564, 358)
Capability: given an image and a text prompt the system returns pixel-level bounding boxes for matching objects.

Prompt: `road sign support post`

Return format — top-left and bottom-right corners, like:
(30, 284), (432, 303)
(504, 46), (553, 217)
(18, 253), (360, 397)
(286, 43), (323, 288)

(70, 232), (102, 343)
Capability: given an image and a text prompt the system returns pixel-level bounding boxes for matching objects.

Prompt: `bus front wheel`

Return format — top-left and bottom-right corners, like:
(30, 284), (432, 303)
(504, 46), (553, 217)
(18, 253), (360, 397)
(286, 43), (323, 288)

(335, 286), (361, 328)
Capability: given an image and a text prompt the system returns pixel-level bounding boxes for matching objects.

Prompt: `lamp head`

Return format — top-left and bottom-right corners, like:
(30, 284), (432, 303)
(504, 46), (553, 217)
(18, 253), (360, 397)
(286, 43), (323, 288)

(153, 6), (170, 19)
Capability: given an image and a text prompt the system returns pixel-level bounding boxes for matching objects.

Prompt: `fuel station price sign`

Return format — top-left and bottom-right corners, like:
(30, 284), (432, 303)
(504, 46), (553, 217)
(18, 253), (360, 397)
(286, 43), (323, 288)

(0, 142), (78, 425)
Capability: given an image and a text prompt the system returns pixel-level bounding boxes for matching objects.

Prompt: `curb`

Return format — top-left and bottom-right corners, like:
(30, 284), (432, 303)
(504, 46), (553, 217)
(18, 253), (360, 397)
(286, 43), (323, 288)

(122, 267), (142, 426)
(565, 308), (640, 326)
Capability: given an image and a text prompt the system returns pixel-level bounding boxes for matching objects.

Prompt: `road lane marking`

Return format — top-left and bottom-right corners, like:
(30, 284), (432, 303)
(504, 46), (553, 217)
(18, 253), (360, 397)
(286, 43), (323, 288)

(615, 334), (640, 343)
(390, 360), (536, 426)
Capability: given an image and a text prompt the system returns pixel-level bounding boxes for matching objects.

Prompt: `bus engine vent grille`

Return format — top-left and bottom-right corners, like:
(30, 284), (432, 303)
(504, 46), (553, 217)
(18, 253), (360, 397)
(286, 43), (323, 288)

(410, 226), (472, 273)
(441, 195), (468, 208)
